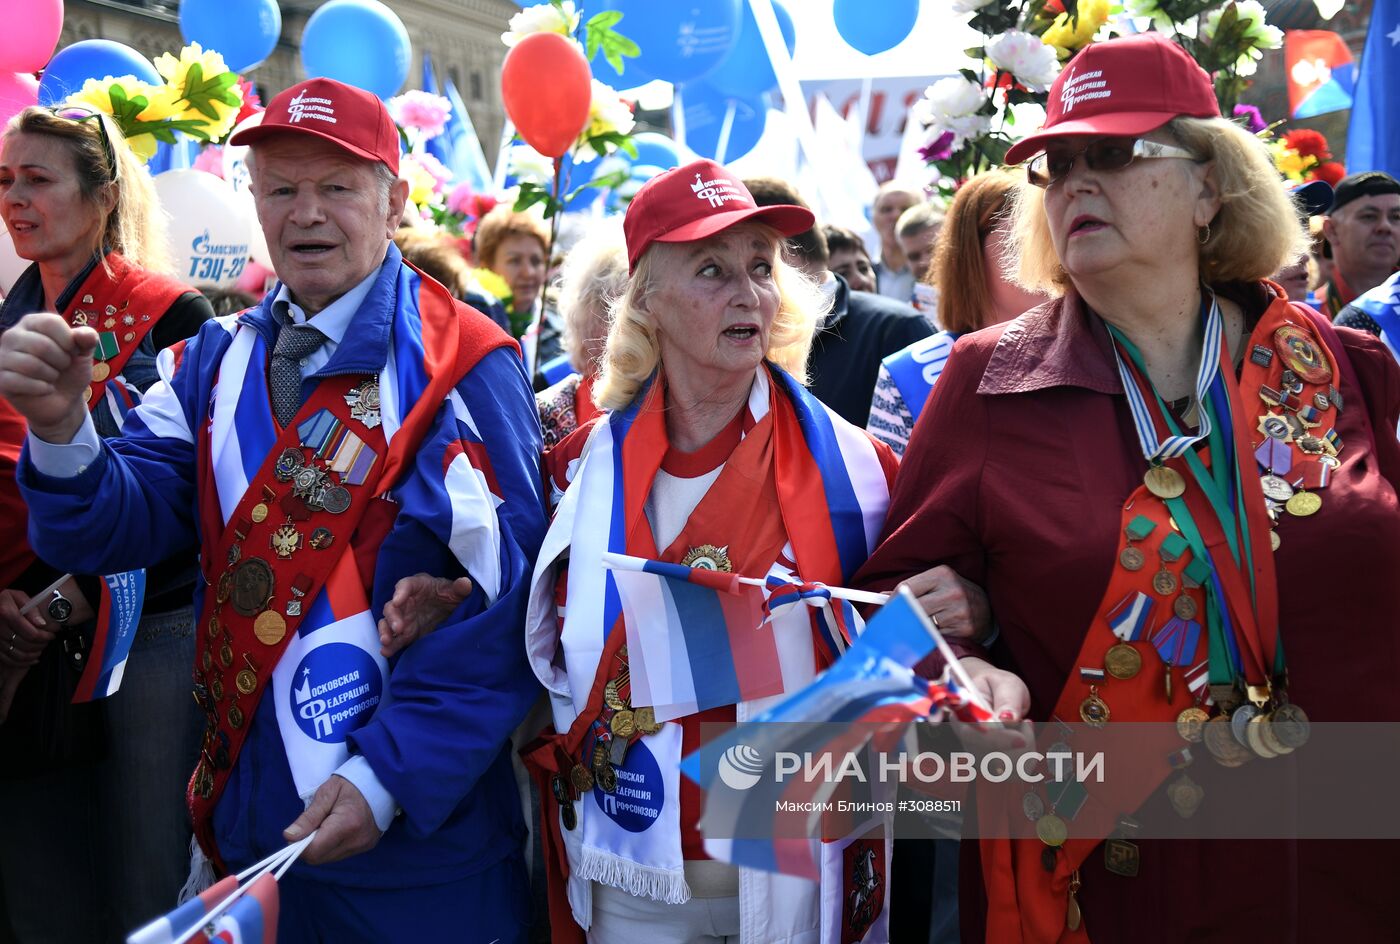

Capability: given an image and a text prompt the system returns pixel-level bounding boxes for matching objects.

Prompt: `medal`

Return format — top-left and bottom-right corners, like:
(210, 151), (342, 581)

(604, 680), (627, 711)
(229, 558), (274, 617)
(1274, 324), (1332, 384)
(570, 763), (594, 794)
(1230, 703), (1260, 747)
(1035, 813), (1068, 847)
(1245, 713), (1278, 759)
(1270, 530), (1281, 551)
(1151, 566), (1178, 596)
(1079, 685), (1110, 727)
(270, 522), (303, 558)
(610, 709), (636, 738)
(1104, 644), (1141, 681)
(1067, 874), (1083, 932)
(1103, 837), (1140, 878)
(633, 706), (660, 734)
(309, 527), (334, 550)
(1203, 715), (1253, 767)
(1166, 771), (1205, 818)
(1259, 474), (1294, 502)
(1257, 413), (1293, 443)
(1270, 702), (1311, 749)
(91, 362), (111, 383)
(250, 503), (269, 524)
(681, 544), (732, 572)
(254, 610), (287, 645)
(275, 448), (304, 481)
(1119, 546), (1145, 571)
(1285, 490), (1321, 517)
(1173, 594), (1198, 620)
(1176, 706), (1209, 742)
(235, 668), (257, 695)
(228, 704), (244, 729)
(1143, 465), (1185, 499)
(1022, 791), (1045, 822)
(595, 761), (618, 794)
(344, 379), (382, 429)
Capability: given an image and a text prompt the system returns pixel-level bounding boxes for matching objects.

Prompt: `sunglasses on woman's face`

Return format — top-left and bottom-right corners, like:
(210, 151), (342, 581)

(46, 105), (120, 183)
(1025, 137), (1197, 189)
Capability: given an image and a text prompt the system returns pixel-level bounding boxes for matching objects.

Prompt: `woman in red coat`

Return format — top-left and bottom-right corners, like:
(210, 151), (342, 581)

(857, 33), (1400, 943)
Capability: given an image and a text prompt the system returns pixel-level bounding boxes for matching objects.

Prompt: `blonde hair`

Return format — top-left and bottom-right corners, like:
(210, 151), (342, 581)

(1008, 116), (1308, 295)
(593, 225), (824, 411)
(5, 106), (172, 274)
(556, 222), (629, 374)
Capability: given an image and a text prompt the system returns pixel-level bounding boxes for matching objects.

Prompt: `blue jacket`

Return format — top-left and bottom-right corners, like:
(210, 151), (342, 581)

(18, 247), (548, 887)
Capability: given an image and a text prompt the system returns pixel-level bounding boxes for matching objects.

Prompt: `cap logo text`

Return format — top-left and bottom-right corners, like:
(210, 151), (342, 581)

(288, 90), (337, 125)
(691, 172), (744, 209)
(1060, 68), (1110, 113)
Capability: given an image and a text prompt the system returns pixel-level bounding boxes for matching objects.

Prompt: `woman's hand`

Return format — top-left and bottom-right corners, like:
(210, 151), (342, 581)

(377, 574), (474, 658)
(0, 589), (56, 669)
(951, 656), (1033, 751)
(898, 566), (993, 642)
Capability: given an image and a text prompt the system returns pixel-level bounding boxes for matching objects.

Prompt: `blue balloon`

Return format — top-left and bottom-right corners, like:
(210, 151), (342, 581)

(832, 0), (918, 56)
(37, 41), (161, 106)
(596, 0), (741, 85)
(589, 42), (651, 89)
(678, 83), (767, 163)
(705, 0), (795, 99)
(300, 0), (411, 100)
(180, 0), (282, 73)
(628, 132), (682, 172)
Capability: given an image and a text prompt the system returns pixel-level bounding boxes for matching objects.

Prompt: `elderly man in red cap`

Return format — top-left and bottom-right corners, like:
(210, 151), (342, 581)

(0, 78), (546, 939)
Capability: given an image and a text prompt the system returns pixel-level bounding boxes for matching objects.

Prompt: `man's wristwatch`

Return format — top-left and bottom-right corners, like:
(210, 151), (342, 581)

(48, 588), (74, 624)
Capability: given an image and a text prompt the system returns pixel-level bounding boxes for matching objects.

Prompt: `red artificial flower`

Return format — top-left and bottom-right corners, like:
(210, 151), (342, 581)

(1044, 0), (1066, 12)
(1308, 160), (1346, 186)
(234, 78), (264, 126)
(1282, 129), (1331, 161)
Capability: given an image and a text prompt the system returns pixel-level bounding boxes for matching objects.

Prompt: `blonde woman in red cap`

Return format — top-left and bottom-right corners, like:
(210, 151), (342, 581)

(858, 31), (1400, 943)
(516, 159), (997, 942)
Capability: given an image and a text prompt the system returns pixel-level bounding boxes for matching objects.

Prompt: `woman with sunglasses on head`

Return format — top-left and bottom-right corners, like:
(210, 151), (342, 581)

(857, 33), (1400, 942)
(0, 105), (212, 940)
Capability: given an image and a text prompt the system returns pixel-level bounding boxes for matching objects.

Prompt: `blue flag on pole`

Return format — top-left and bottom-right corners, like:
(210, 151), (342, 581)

(1345, 0), (1400, 179)
(441, 77), (495, 194)
(421, 52), (451, 168)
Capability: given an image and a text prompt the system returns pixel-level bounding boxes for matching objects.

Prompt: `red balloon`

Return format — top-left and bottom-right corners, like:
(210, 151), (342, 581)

(501, 32), (592, 159)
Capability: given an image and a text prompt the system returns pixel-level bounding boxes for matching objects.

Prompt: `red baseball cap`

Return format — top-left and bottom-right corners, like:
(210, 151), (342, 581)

(624, 159), (814, 272)
(228, 77), (400, 174)
(1004, 33), (1219, 166)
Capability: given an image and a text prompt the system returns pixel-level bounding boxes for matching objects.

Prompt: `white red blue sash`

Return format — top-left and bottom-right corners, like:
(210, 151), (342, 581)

(881, 330), (959, 427)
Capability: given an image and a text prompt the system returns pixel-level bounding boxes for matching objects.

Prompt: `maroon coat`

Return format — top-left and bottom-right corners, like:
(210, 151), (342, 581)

(857, 283), (1400, 943)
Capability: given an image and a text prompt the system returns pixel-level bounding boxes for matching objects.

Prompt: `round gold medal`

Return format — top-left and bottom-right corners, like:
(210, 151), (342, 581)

(91, 362), (111, 383)
(1104, 643), (1141, 680)
(1203, 715), (1252, 767)
(253, 609), (287, 645)
(1285, 491), (1321, 517)
(1175, 706), (1209, 742)
(570, 763), (594, 794)
(1035, 813), (1068, 847)
(1152, 568), (1178, 596)
(1270, 530), (1281, 551)
(610, 709), (635, 739)
(235, 668), (258, 695)
(1245, 714), (1279, 759)
(634, 706), (659, 734)
(250, 503), (269, 524)
(82, 386), (92, 403)
(1119, 547), (1145, 571)
(595, 762), (618, 794)
(1144, 465), (1186, 499)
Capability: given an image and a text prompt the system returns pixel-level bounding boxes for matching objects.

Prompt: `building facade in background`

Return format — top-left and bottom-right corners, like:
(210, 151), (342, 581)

(60, 0), (515, 169)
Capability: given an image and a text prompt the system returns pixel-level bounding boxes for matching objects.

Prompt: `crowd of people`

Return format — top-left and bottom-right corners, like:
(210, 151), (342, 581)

(0, 25), (1397, 944)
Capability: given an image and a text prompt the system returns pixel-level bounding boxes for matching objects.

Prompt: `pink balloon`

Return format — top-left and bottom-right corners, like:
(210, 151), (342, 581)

(0, 73), (38, 131)
(0, 0), (62, 73)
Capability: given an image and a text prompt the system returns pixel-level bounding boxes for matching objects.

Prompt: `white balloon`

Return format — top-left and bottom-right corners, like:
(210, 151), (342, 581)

(221, 111), (263, 197)
(154, 169), (253, 290)
(0, 226), (31, 295)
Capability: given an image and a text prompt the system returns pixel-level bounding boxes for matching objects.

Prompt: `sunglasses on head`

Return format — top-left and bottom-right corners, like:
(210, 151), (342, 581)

(46, 105), (120, 184)
(1025, 137), (1197, 189)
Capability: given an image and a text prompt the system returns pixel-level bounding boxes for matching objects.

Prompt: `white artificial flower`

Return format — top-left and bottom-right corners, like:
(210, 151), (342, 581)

(951, 0), (996, 13)
(912, 77), (993, 153)
(922, 75), (985, 120)
(508, 144), (555, 184)
(985, 29), (1062, 92)
(502, 1), (579, 46)
(575, 80), (637, 161)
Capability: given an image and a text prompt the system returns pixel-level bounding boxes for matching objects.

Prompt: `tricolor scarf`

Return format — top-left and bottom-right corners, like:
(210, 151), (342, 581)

(525, 363), (892, 935)
(197, 263), (506, 802)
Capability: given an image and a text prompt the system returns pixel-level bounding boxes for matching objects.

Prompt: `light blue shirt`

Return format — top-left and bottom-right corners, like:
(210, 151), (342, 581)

(28, 266), (399, 831)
